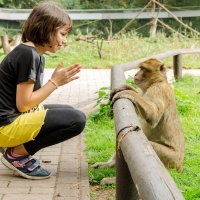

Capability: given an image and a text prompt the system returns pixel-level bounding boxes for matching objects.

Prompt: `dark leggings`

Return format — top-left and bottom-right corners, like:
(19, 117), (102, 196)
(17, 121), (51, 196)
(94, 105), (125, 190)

(24, 104), (86, 155)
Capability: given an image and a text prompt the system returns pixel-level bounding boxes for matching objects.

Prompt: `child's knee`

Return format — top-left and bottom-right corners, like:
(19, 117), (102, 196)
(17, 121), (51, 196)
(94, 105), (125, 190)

(74, 110), (86, 133)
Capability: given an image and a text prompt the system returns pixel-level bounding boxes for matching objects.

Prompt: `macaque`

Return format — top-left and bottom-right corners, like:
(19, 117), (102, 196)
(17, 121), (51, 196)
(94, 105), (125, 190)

(92, 58), (185, 178)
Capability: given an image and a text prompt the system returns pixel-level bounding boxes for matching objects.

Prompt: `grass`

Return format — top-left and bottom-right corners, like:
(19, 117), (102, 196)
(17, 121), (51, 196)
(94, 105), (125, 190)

(0, 33), (200, 69)
(44, 33), (200, 69)
(85, 75), (200, 200)
(85, 116), (115, 184)
(170, 76), (200, 200)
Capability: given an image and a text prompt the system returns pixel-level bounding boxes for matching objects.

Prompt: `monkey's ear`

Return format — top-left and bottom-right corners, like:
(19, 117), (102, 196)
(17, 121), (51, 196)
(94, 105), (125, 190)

(160, 64), (166, 72)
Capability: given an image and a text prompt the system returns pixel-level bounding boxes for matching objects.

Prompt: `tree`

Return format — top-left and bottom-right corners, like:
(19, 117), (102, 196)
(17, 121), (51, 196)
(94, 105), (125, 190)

(58, 0), (81, 9)
(1, 0), (41, 8)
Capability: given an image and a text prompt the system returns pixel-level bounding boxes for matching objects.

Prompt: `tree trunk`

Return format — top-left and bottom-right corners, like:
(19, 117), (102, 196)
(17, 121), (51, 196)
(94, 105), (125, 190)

(1, 34), (11, 54)
(150, 17), (158, 38)
(149, 1), (158, 38)
(10, 34), (21, 51)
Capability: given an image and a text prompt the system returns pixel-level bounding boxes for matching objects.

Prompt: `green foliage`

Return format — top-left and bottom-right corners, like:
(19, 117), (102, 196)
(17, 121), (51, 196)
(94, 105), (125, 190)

(58, 0), (81, 9)
(126, 75), (137, 88)
(90, 87), (111, 121)
(89, 77), (138, 122)
(90, 76), (136, 122)
(2, 0), (200, 37)
(2, 0), (200, 9)
(80, 0), (200, 9)
(80, 0), (137, 9)
(89, 76), (136, 122)
(1, 0), (40, 8)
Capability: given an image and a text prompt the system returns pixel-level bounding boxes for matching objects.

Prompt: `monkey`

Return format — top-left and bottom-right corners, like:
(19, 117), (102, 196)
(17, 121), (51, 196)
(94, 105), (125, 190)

(92, 58), (185, 183)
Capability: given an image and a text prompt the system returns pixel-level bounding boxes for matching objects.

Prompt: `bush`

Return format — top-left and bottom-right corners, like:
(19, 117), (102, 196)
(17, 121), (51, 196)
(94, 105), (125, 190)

(90, 87), (111, 121)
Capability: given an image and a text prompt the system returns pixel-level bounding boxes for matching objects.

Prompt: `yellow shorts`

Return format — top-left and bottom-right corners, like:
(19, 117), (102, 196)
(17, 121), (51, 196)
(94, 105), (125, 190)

(0, 105), (47, 147)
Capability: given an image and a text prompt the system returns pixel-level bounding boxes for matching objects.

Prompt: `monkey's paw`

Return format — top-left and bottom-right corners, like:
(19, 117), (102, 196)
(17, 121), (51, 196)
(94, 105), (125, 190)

(111, 90), (135, 107)
(91, 161), (113, 168)
(110, 84), (136, 100)
(100, 177), (116, 185)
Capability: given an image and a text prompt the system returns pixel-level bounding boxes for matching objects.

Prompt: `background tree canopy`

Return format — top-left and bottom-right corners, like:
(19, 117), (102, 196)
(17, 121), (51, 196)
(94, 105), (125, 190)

(0, 0), (40, 8)
(0, 0), (200, 9)
(0, 0), (200, 39)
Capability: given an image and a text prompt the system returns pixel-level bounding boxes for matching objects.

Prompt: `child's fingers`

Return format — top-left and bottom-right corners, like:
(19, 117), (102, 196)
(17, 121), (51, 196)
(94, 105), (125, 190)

(65, 65), (81, 77)
(67, 64), (81, 71)
(67, 76), (79, 83)
(57, 61), (64, 68)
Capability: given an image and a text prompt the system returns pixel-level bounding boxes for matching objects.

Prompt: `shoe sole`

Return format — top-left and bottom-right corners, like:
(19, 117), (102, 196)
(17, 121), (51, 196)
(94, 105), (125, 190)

(1, 156), (51, 180)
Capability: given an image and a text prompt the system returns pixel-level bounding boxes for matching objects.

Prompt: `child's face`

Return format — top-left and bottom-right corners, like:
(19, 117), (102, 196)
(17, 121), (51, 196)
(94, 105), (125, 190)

(46, 25), (70, 53)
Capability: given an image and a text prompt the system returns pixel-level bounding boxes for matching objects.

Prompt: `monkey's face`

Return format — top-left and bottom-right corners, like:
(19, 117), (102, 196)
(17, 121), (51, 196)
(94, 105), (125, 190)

(134, 58), (166, 91)
(134, 67), (150, 86)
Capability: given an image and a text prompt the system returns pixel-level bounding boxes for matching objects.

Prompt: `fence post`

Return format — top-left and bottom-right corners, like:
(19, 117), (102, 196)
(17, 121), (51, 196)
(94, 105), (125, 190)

(173, 54), (182, 79)
(111, 66), (139, 200)
(116, 148), (139, 200)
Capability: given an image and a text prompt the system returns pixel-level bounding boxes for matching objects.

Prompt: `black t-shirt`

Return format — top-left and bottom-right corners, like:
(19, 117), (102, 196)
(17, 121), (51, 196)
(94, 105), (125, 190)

(0, 44), (45, 126)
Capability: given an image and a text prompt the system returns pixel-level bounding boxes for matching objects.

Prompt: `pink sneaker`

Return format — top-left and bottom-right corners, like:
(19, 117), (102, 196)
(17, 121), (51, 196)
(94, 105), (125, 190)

(1, 148), (51, 180)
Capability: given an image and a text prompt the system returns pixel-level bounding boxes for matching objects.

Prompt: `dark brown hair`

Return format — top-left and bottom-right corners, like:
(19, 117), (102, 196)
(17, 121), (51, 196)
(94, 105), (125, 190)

(22, 2), (72, 45)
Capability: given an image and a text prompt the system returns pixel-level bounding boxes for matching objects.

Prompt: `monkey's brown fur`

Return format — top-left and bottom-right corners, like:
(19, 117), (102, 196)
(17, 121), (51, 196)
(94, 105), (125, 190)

(93, 58), (185, 173)
(112, 58), (185, 170)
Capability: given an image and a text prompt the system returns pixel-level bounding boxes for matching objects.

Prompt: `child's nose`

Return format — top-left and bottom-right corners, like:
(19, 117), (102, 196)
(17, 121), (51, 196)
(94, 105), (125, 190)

(62, 37), (67, 44)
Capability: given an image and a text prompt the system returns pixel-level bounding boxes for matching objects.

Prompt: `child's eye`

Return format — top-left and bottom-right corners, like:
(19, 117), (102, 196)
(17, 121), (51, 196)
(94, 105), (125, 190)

(60, 32), (67, 36)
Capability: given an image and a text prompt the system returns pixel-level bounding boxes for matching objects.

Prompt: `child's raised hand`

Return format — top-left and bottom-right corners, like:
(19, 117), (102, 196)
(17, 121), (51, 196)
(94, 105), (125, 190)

(51, 62), (81, 86)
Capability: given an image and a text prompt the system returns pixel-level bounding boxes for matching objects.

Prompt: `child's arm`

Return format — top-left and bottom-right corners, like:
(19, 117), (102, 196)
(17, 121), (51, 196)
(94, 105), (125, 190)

(16, 63), (81, 112)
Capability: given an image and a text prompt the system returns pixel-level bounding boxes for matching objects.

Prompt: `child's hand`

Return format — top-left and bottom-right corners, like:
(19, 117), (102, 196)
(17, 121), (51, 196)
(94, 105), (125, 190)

(51, 62), (81, 86)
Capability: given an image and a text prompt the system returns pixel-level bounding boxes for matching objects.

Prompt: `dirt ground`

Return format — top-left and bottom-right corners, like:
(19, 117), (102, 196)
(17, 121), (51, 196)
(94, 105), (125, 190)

(90, 185), (116, 200)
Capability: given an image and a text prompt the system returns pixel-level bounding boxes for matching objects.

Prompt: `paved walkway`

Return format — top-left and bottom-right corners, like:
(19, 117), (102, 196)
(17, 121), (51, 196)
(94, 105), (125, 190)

(0, 68), (199, 200)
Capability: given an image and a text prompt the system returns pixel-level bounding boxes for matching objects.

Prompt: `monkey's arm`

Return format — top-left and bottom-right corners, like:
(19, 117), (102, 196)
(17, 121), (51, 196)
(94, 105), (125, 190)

(110, 84), (137, 100)
(111, 90), (136, 107)
(112, 87), (167, 128)
(133, 87), (167, 128)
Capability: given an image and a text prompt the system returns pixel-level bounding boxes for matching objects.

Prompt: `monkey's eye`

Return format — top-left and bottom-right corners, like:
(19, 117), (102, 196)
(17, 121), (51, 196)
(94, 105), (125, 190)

(141, 67), (151, 73)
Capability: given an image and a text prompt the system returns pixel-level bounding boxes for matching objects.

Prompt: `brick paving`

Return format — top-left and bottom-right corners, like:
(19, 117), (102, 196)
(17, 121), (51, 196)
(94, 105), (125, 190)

(0, 68), (199, 200)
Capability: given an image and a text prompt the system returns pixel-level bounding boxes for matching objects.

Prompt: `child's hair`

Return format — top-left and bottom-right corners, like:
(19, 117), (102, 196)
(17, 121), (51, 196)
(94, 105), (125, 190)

(22, 2), (72, 46)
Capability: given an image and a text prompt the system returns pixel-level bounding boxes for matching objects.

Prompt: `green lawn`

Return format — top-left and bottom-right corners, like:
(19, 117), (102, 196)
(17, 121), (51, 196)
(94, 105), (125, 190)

(44, 34), (200, 69)
(170, 76), (200, 200)
(0, 33), (200, 69)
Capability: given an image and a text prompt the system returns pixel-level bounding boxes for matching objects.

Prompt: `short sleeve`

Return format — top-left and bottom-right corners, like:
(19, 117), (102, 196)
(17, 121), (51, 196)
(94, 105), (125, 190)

(15, 47), (40, 84)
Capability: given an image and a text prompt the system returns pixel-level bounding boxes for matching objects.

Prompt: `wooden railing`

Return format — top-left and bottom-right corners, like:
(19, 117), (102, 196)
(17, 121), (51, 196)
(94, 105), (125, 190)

(111, 49), (200, 200)
(1, 8), (200, 20)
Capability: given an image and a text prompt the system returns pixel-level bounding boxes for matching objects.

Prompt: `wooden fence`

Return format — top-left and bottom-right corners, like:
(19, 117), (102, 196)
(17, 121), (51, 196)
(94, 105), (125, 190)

(1, 8), (200, 20)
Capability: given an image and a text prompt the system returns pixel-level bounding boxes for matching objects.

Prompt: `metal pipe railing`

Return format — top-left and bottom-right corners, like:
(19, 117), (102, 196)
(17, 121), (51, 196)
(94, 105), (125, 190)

(111, 49), (200, 200)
